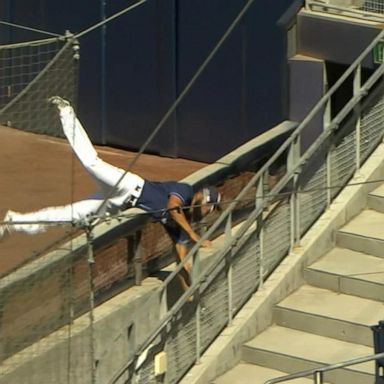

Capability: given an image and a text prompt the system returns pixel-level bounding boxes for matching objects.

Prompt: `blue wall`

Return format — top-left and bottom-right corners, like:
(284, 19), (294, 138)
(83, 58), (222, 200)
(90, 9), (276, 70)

(0, 0), (294, 162)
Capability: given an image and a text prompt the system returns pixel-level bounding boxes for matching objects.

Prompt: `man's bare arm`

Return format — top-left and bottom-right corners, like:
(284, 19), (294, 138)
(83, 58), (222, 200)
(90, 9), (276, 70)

(167, 195), (211, 247)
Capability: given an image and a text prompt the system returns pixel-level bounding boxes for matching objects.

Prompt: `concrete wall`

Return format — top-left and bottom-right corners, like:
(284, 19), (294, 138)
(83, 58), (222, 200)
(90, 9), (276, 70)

(288, 55), (325, 152)
(0, 278), (162, 384)
(297, 9), (383, 68)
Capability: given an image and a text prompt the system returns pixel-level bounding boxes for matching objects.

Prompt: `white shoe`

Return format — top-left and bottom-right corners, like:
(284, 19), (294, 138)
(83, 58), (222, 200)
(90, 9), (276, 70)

(48, 96), (71, 109)
(0, 210), (14, 240)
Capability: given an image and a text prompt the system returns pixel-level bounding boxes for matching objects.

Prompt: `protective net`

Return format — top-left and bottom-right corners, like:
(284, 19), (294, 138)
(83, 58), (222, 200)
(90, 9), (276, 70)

(0, 35), (79, 136)
(0, 34), (89, 384)
(363, 0), (384, 13)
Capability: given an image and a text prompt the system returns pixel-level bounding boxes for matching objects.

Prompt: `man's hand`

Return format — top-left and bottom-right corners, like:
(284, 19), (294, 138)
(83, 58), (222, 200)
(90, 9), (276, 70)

(167, 195), (212, 248)
(189, 232), (212, 248)
(201, 239), (212, 248)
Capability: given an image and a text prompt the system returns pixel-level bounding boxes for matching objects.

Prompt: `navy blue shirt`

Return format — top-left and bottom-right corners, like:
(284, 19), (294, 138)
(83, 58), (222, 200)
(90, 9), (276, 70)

(136, 181), (194, 244)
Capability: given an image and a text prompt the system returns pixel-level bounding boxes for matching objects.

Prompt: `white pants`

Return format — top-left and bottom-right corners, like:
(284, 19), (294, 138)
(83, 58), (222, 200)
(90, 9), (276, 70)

(10, 104), (144, 234)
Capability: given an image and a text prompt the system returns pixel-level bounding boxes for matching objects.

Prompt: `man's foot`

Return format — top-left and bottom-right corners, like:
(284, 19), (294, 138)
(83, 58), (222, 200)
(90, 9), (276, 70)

(0, 210), (14, 240)
(48, 96), (71, 109)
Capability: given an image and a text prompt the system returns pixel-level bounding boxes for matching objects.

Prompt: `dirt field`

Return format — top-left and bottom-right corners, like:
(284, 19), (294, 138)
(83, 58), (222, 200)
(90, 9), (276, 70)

(0, 126), (205, 275)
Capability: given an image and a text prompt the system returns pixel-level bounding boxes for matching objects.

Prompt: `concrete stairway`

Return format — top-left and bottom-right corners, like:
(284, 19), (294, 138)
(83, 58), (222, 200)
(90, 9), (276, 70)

(214, 185), (384, 384)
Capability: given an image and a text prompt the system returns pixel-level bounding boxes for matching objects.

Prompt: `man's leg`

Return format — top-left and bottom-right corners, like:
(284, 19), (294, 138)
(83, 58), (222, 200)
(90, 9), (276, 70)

(49, 97), (144, 206)
(175, 242), (193, 292)
(2, 199), (106, 236)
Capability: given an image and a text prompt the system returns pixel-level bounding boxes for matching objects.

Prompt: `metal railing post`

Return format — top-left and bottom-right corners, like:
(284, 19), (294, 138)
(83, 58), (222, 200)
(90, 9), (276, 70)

(313, 370), (324, 384)
(86, 227), (96, 384)
(323, 64), (333, 207)
(264, 352), (384, 384)
(159, 287), (168, 318)
(290, 173), (299, 248)
(195, 300), (201, 364)
(192, 248), (201, 363)
(287, 137), (301, 247)
(225, 213), (234, 326)
(257, 174), (265, 289)
(354, 64), (362, 170)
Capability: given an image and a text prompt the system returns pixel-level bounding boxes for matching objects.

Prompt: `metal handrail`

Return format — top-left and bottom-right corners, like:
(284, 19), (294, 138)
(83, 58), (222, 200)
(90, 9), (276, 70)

(306, 0), (384, 22)
(265, 352), (384, 384)
(159, 26), (384, 310)
(109, 14), (384, 384)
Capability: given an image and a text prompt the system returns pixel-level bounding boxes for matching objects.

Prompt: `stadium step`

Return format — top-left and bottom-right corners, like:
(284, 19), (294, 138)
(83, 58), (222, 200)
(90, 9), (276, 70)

(213, 194), (384, 384)
(274, 284), (384, 347)
(242, 325), (374, 384)
(304, 247), (384, 302)
(367, 184), (384, 213)
(336, 209), (384, 258)
(212, 363), (324, 384)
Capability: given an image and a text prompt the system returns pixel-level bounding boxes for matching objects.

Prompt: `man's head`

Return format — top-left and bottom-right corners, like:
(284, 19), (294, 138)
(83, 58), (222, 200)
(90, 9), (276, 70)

(202, 187), (221, 214)
(191, 187), (221, 219)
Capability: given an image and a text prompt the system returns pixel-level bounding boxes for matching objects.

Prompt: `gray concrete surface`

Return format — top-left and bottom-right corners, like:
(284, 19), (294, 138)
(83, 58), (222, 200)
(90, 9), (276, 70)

(242, 326), (373, 384)
(0, 277), (162, 384)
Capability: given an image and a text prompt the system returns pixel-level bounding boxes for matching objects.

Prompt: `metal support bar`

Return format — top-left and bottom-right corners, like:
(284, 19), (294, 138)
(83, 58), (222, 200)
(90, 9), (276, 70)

(354, 64), (362, 170)
(287, 137), (301, 247)
(264, 352), (384, 384)
(192, 249), (201, 363)
(195, 300), (202, 364)
(225, 213), (234, 325)
(323, 64), (333, 207)
(290, 173), (300, 248)
(257, 174), (265, 289)
(86, 227), (96, 384)
(314, 370), (324, 384)
(133, 235), (143, 286)
(258, 212), (264, 290)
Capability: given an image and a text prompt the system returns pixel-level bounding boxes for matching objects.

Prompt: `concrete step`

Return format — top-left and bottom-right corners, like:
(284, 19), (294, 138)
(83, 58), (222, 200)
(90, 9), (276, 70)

(304, 247), (384, 302)
(275, 285), (384, 347)
(367, 184), (384, 213)
(336, 210), (384, 258)
(242, 326), (374, 384)
(212, 363), (322, 384)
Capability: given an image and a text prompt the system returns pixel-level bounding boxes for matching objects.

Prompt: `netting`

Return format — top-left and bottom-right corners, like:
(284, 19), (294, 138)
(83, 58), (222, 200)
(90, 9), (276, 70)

(0, 36), (79, 136)
(0, 34), (88, 384)
(363, 0), (384, 13)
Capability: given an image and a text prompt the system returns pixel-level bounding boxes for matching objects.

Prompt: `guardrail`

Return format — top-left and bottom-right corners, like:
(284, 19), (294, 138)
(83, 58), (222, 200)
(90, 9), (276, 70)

(108, 28), (384, 384)
(264, 352), (384, 383)
(306, 0), (384, 22)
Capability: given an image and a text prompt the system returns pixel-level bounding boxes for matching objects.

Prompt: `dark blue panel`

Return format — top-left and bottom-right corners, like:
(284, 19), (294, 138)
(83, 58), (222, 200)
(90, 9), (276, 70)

(104, 0), (177, 156)
(176, 0), (293, 162)
(289, 57), (324, 152)
(245, 0), (293, 140)
(176, 0), (245, 161)
(0, 0), (12, 44)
